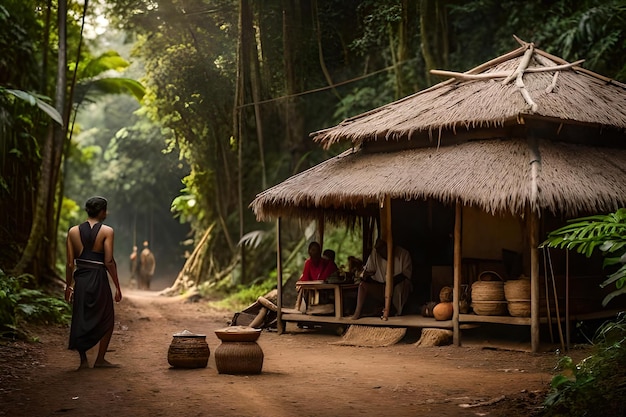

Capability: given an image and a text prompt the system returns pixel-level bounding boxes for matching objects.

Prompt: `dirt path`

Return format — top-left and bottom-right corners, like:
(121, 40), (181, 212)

(0, 289), (587, 417)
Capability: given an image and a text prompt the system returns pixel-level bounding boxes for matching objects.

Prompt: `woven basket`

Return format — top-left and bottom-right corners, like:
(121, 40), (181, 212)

(167, 333), (210, 369)
(471, 301), (508, 316)
(471, 271), (505, 302)
(507, 300), (531, 317)
(439, 286), (453, 303)
(504, 278), (531, 301)
(215, 342), (264, 374)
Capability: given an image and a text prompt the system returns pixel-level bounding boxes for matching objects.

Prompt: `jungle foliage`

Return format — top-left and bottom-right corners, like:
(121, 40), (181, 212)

(542, 209), (626, 307)
(544, 313), (626, 417)
(0, 269), (71, 339)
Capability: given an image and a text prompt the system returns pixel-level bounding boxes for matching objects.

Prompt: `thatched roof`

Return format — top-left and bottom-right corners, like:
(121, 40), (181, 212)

(312, 41), (626, 148)
(251, 39), (626, 222)
(251, 139), (626, 221)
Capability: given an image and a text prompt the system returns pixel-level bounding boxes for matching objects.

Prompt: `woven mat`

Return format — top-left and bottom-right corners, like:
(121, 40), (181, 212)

(330, 325), (407, 347)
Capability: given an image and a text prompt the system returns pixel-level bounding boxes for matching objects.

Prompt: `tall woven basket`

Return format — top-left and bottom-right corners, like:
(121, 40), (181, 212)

(214, 326), (264, 375)
(471, 271), (507, 316)
(504, 276), (531, 317)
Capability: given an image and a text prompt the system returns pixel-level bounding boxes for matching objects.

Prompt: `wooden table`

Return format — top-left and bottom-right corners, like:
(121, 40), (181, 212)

(295, 281), (359, 318)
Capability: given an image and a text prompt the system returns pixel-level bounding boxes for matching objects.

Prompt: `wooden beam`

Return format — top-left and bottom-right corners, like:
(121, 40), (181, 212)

(453, 201), (462, 346)
(276, 218), (284, 334)
(317, 215), (325, 249)
(382, 195), (393, 320)
(530, 209), (540, 352)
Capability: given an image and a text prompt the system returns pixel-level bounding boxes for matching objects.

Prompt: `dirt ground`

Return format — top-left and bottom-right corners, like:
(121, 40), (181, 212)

(0, 285), (591, 417)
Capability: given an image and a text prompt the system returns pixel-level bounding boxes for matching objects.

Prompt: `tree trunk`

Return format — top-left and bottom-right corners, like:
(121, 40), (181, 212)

(281, 0), (306, 173)
(13, 0), (68, 279)
(419, 0), (448, 86)
(235, 0), (246, 285)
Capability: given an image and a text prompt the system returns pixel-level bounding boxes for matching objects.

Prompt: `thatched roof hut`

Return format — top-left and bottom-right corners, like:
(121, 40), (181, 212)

(251, 39), (626, 222)
(250, 39), (626, 352)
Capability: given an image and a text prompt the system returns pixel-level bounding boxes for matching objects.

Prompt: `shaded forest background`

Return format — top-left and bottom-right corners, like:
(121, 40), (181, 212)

(2, 0), (626, 303)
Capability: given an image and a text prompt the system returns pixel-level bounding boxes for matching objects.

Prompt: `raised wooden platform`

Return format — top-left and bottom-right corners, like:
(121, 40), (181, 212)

(280, 308), (626, 330)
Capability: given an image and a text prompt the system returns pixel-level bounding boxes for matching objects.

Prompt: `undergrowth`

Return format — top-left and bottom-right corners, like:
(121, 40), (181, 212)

(203, 278), (277, 312)
(543, 312), (626, 417)
(0, 269), (71, 340)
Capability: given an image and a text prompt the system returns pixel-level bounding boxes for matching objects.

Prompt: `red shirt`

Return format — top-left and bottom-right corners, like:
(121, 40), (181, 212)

(300, 257), (331, 281)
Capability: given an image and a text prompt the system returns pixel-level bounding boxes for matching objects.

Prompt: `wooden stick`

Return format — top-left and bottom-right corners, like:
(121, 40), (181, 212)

(518, 81), (538, 112)
(430, 61), (585, 81)
(502, 44), (534, 84)
(526, 59), (585, 72)
(430, 69), (512, 80)
(546, 72), (559, 94)
(459, 395), (506, 408)
(542, 248), (555, 343)
(547, 248), (565, 351)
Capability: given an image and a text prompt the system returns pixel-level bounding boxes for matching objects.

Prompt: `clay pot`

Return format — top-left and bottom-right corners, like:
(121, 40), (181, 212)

(167, 330), (210, 369)
(433, 302), (453, 321)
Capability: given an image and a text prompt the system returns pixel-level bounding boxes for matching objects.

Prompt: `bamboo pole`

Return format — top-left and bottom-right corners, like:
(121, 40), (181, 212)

(566, 249), (570, 351)
(276, 218), (284, 334)
(453, 201), (462, 346)
(530, 208), (540, 353)
(382, 195), (393, 321)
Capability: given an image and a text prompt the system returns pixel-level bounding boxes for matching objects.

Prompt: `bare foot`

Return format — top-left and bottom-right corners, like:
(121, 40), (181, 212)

(350, 314), (360, 320)
(77, 361), (90, 371)
(93, 359), (120, 369)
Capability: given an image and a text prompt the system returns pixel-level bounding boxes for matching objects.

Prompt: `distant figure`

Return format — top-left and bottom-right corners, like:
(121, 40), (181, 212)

(139, 240), (156, 290)
(129, 245), (138, 289)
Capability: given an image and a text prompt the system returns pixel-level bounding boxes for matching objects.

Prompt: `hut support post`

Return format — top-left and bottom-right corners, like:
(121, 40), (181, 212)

(276, 218), (284, 334)
(453, 201), (462, 346)
(382, 196), (393, 320)
(530, 210), (540, 353)
(317, 215), (325, 249)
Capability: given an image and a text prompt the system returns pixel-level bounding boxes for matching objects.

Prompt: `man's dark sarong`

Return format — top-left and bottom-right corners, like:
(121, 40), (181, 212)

(68, 222), (114, 352)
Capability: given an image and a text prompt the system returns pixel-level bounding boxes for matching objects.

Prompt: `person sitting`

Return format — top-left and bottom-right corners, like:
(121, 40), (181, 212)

(321, 249), (339, 281)
(350, 238), (413, 320)
(298, 241), (336, 282)
(296, 242), (337, 312)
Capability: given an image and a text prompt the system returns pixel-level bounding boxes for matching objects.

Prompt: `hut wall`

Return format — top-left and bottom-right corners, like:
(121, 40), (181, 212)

(461, 206), (525, 280)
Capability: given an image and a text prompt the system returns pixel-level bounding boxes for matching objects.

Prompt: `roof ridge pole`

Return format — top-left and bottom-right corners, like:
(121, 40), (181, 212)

(528, 137), (541, 353)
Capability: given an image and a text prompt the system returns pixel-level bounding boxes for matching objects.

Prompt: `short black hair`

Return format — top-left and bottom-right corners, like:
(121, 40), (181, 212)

(85, 196), (108, 217)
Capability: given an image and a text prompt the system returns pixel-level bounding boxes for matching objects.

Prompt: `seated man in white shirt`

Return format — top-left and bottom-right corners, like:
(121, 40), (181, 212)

(350, 238), (413, 320)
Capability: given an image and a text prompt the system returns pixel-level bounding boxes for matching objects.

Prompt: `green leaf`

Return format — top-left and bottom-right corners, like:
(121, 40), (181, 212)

(4, 89), (63, 125)
(550, 374), (572, 389)
(602, 286), (626, 307)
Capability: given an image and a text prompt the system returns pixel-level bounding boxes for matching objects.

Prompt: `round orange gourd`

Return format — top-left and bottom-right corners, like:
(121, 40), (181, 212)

(433, 302), (453, 321)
